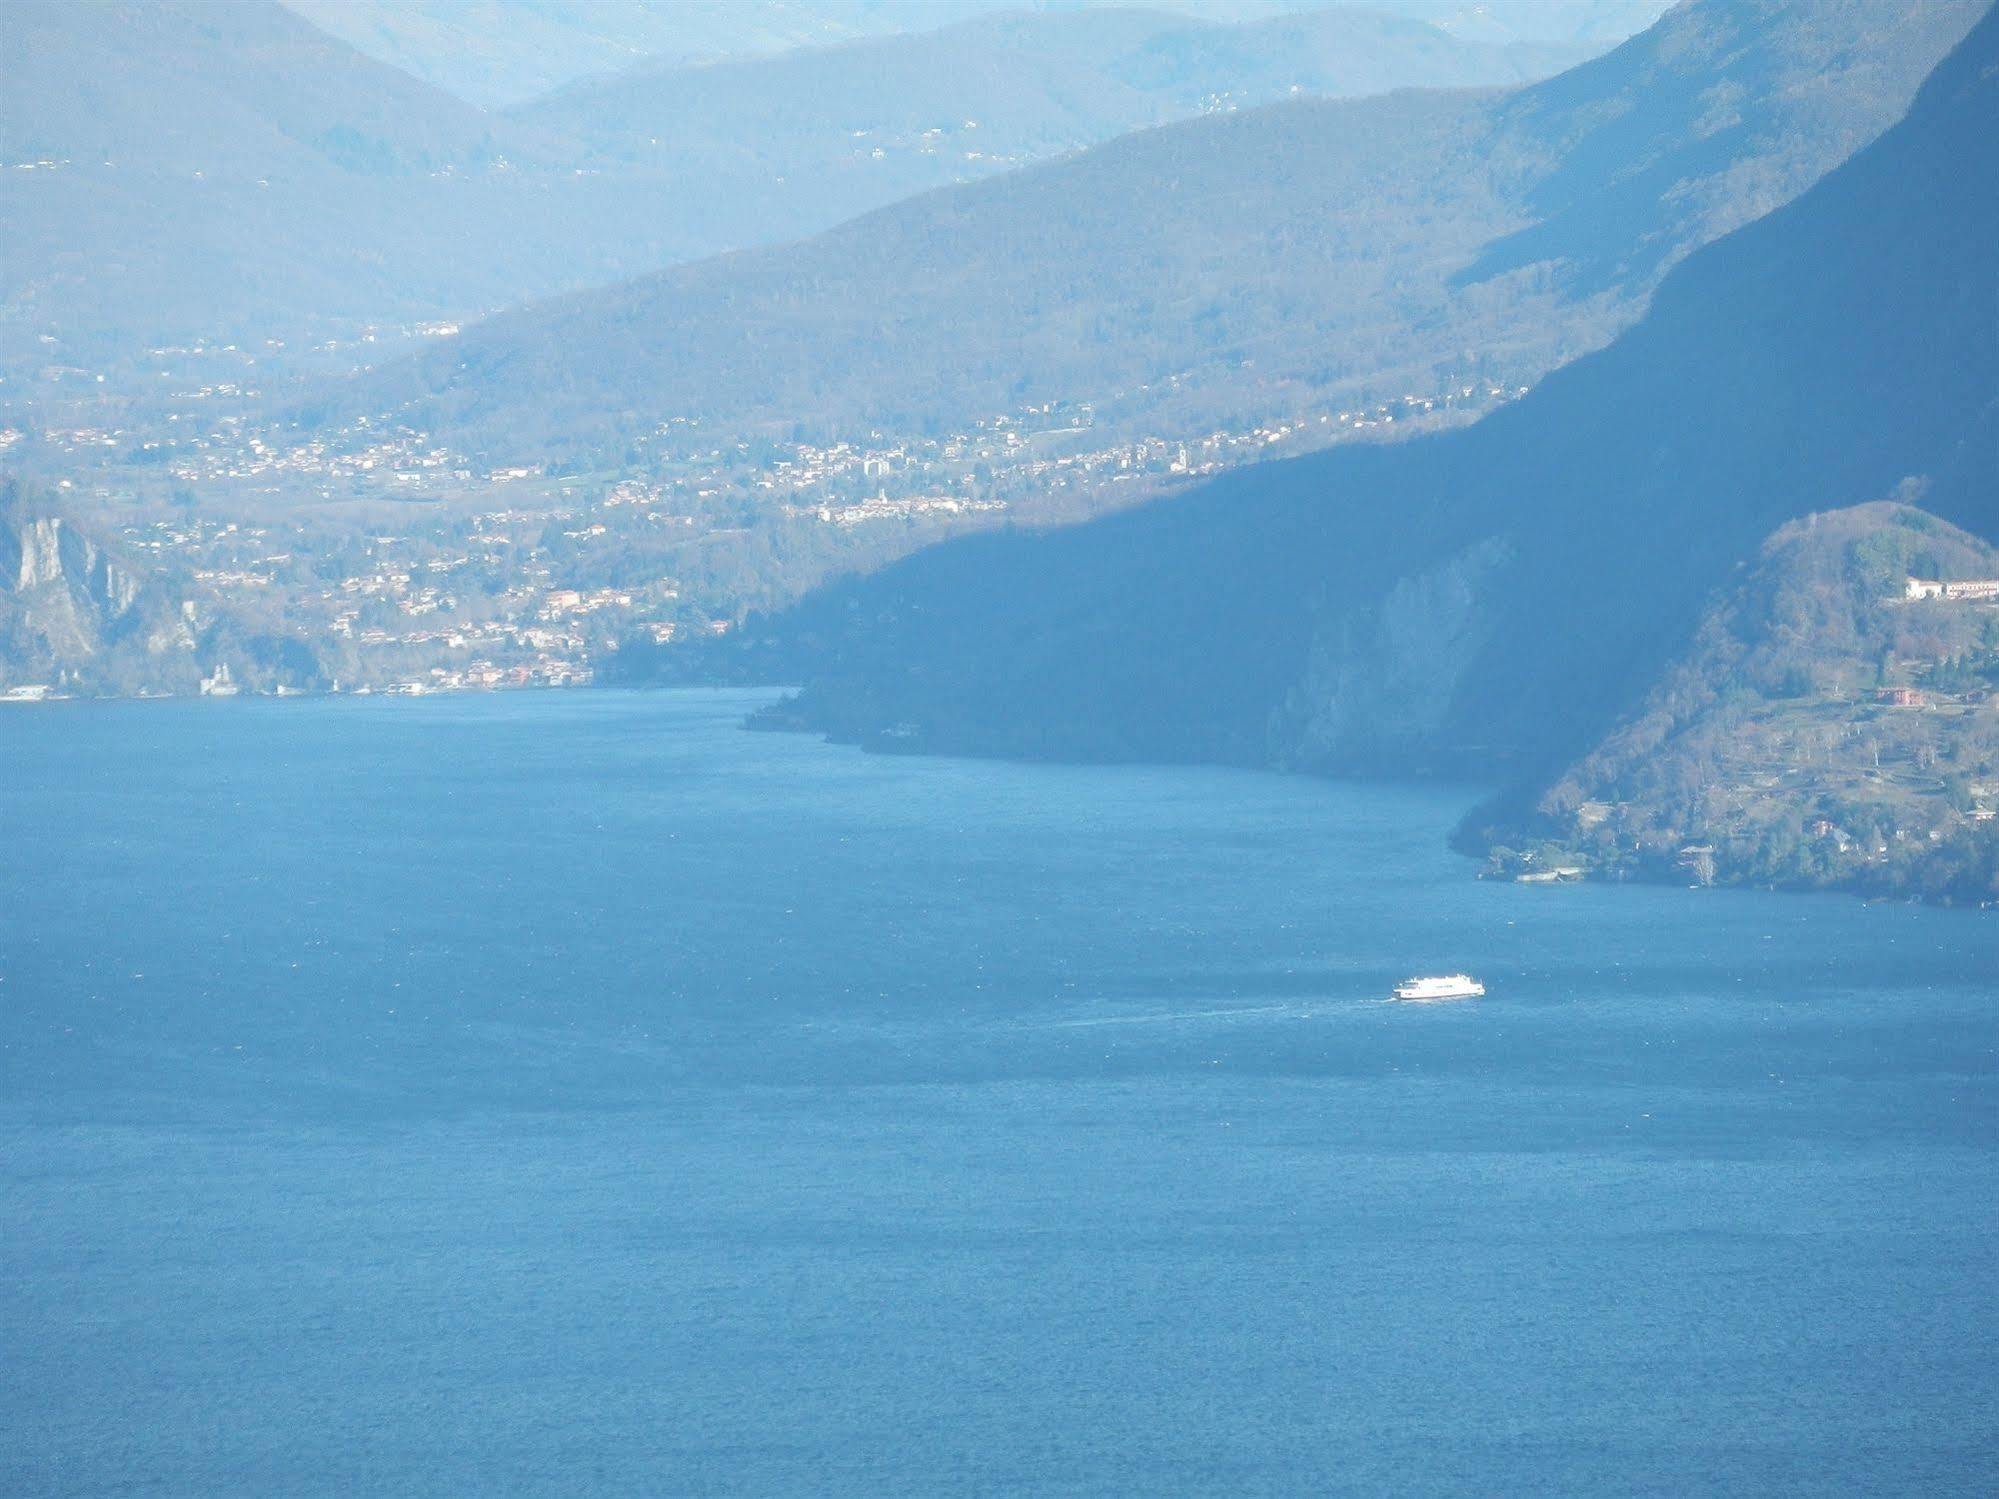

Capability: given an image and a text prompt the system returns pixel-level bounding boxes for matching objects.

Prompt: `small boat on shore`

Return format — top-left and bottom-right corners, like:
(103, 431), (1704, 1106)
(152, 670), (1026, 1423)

(1392, 974), (1485, 1002)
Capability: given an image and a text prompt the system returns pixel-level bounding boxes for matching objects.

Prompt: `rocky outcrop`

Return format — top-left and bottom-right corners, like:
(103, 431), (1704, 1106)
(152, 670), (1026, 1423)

(0, 485), (197, 693)
(12, 515), (64, 590)
(9, 513), (143, 611)
(1270, 535), (1513, 773)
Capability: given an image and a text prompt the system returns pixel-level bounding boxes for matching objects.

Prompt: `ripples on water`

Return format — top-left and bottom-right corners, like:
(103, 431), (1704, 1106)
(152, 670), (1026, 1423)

(3, 690), (1994, 1495)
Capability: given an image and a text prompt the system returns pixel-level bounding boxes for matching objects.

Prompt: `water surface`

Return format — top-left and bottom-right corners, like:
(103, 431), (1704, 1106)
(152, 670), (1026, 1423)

(3, 690), (1994, 1495)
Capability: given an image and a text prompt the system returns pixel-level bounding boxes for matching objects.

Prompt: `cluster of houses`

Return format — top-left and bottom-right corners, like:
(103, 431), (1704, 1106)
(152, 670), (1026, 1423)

(803, 495), (1006, 528)
(372, 658), (591, 694)
(539, 587), (637, 620)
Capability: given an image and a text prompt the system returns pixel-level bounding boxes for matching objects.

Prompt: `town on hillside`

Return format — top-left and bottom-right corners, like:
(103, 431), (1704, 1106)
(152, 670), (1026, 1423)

(3, 326), (1530, 699)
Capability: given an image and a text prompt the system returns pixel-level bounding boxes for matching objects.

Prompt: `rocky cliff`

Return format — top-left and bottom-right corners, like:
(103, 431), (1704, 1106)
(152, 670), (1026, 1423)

(1270, 536), (1514, 774)
(0, 481), (198, 694)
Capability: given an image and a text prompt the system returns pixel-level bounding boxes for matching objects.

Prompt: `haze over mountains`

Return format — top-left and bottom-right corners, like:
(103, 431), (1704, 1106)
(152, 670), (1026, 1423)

(513, 7), (1584, 178)
(328, 0), (1987, 467)
(721, 0), (1998, 898)
(3, 0), (1992, 895)
(281, 2), (1673, 107)
(1, 0), (1619, 393)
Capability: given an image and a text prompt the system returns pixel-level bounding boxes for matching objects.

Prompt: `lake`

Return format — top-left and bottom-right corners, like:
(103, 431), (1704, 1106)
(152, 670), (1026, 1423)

(3, 689), (1994, 1495)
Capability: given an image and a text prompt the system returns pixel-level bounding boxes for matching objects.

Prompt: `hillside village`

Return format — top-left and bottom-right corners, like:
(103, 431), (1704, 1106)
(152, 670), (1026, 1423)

(2, 344), (1528, 699)
(1480, 507), (1999, 903)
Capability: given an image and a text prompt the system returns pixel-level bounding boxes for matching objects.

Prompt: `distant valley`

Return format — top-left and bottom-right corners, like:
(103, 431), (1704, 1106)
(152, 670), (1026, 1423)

(6, 0), (1785, 705)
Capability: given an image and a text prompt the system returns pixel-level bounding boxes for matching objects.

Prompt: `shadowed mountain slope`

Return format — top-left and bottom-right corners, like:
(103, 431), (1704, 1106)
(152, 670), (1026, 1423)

(725, 4), (1998, 796)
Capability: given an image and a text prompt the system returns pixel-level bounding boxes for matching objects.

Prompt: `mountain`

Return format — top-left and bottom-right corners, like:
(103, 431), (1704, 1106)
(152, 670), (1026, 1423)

(5, 0), (912, 376)
(279, 3), (1673, 109)
(1469, 502), (1999, 901)
(1401, 2), (1671, 44)
(710, 1), (1999, 894)
(507, 10), (1226, 196)
(276, 0), (880, 109)
(325, 0), (1988, 468)
(1, 1), (524, 371)
(515, 6), (1583, 176)
(1105, 8), (1585, 108)
(0, 0), (495, 175)
(281, 2), (1155, 109)
(0, 0), (1610, 395)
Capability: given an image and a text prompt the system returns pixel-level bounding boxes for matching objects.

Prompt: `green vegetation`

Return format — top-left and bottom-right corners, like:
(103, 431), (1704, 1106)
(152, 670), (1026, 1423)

(0, 0), (1613, 401)
(1476, 505), (1999, 903)
(328, 0), (1986, 468)
(721, 7), (1999, 906)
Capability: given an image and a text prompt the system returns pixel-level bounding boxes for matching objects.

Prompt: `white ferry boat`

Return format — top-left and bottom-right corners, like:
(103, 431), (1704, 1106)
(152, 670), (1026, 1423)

(1392, 974), (1485, 1002)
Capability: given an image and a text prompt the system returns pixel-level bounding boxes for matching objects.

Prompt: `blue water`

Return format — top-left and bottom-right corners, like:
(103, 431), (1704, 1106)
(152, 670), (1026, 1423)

(3, 689), (1995, 1496)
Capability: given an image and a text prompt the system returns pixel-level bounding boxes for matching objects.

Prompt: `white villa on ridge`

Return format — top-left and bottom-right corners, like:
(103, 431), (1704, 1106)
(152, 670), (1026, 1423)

(1905, 576), (1999, 601)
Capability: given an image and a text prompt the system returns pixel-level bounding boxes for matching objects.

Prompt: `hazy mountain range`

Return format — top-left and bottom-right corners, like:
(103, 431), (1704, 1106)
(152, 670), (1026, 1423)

(513, 7), (1585, 174)
(322, 0), (1987, 467)
(711, 0), (1999, 895)
(0, 0), (1619, 386)
(279, 2), (1674, 107)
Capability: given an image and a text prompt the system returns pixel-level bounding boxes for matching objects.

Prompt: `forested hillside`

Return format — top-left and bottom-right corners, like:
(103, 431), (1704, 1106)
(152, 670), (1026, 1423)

(324, 0), (1987, 467)
(2, 0), (1603, 397)
(714, 3), (1999, 901)
(1470, 504), (1999, 901)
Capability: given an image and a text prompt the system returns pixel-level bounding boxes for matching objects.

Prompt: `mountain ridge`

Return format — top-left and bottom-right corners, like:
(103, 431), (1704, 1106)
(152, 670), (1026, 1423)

(2, 0), (1620, 390)
(712, 0), (1999, 901)
(321, 0), (1987, 469)
(276, 2), (1674, 108)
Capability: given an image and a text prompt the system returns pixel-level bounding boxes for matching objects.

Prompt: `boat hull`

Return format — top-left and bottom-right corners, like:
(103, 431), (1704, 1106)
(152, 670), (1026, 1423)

(1391, 978), (1485, 1002)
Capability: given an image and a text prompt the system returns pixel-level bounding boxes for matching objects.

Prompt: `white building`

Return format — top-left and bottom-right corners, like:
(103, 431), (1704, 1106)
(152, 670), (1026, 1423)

(1905, 576), (1999, 601)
